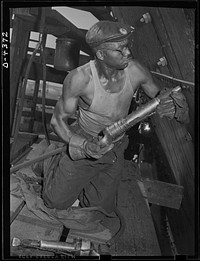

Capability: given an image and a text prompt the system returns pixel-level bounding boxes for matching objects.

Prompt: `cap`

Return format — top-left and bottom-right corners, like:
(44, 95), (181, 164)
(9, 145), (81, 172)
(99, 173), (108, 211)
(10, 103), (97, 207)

(86, 20), (134, 48)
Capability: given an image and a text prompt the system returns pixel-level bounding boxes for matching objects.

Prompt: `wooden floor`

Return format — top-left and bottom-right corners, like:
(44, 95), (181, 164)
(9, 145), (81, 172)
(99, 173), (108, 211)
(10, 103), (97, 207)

(10, 138), (161, 257)
(110, 161), (161, 256)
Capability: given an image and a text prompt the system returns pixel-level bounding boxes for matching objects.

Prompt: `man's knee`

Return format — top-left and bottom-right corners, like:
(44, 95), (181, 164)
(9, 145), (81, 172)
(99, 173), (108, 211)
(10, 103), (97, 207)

(42, 191), (60, 209)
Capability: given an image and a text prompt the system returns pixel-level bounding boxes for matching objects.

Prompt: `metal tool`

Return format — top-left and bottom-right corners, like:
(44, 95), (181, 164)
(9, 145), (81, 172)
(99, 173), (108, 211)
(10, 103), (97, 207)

(98, 86), (181, 147)
(150, 71), (194, 89)
(12, 237), (100, 257)
(10, 146), (66, 173)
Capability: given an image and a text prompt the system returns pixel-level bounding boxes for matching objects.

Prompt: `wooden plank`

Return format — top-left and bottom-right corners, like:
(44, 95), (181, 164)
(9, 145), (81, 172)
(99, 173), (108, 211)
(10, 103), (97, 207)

(141, 179), (184, 209)
(152, 116), (195, 255)
(112, 6), (195, 255)
(158, 8), (194, 82)
(112, 161), (161, 256)
(149, 7), (194, 140)
(152, 116), (194, 206)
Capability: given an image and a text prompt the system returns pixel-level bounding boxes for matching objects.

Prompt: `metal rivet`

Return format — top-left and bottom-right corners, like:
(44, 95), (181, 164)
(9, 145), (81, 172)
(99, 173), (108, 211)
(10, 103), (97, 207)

(157, 56), (167, 66)
(140, 12), (152, 23)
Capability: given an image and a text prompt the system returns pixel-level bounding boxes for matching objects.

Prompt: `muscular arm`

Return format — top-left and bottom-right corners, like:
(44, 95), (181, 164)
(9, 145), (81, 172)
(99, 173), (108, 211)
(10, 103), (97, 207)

(129, 60), (160, 98)
(50, 69), (87, 144)
(128, 60), (189, 123)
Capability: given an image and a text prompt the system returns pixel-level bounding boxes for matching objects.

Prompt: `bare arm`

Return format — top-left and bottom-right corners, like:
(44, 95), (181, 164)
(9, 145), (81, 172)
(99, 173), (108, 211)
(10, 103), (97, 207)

(129, 60), (189, 123)
(129, 60), (160, 98)
(50, 69), (86, 144)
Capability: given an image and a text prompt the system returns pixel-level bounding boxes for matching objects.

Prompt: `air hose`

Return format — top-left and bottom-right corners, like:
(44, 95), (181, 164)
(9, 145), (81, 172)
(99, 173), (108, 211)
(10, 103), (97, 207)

(39, 8), (50, 146)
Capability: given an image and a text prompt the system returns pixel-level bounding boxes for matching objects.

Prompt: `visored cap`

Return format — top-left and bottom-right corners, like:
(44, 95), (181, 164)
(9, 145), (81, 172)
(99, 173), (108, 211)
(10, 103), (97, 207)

(86, 20), (134, 47)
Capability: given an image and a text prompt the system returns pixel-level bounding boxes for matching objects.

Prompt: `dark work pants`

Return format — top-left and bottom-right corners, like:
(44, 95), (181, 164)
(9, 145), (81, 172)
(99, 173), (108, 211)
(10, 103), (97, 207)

(42, 136), (129, 213)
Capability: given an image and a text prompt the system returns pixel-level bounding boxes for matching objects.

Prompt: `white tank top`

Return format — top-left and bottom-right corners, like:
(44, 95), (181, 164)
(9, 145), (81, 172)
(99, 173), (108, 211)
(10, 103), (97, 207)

(78, 60), (134, 137)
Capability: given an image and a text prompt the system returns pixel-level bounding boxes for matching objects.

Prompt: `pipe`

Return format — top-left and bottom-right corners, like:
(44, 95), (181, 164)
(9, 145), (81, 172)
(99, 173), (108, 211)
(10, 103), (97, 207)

(39, 8), (50, 146)
(150, 71), (194, 87)
(10, 146), (66, 173)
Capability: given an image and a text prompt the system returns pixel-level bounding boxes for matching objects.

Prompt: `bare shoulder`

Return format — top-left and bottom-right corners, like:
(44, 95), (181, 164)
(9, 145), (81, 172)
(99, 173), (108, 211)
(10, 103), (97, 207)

(127, 59), (152, 83)
(63, 62), (91, 97)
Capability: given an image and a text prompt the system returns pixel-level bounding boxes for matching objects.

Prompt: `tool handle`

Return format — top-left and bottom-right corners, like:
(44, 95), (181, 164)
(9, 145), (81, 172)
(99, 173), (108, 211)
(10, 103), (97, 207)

(40, 240), (76, 251)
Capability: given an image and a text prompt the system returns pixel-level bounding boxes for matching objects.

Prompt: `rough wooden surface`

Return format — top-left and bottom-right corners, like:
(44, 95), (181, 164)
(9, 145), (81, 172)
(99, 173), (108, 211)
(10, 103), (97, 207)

(112, 6), (195, 255)
(110, 161), (161, 256)
(142, 179), (184, 209)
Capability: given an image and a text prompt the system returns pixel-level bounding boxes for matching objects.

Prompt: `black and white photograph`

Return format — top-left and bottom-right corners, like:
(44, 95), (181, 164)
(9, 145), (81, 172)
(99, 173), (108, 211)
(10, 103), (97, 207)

(2, 1), (199, 259)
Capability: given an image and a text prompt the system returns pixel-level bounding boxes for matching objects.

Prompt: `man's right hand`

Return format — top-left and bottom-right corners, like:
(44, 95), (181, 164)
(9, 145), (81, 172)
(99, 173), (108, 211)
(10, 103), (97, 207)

(68, 134), (114, 160)
(83, 140), (114, 159)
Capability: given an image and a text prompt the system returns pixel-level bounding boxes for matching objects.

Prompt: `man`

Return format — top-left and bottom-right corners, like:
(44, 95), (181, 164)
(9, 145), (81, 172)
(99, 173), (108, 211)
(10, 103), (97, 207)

(42, 20), (188, 214)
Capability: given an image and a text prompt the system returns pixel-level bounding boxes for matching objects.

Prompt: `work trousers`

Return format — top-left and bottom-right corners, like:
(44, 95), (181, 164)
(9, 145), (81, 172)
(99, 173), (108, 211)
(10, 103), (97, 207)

(42, 135), (129, 213)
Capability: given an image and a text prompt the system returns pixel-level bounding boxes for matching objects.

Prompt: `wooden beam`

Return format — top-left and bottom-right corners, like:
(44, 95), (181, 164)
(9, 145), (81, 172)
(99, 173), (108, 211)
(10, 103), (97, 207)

(112, 6), (195, 255)
(149, 7), (194, 139)
(138, 179), (184, 209)
(115, 164), (161, 256)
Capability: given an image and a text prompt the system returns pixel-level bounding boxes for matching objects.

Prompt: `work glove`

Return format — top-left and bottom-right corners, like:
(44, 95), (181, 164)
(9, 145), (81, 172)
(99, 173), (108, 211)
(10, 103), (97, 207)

(68, 134), (114, 160)
(171, 90), (190, 124)
(156, 87), (190, 123)
(83, 139), (114, 159)
(156, 87), (175, 120)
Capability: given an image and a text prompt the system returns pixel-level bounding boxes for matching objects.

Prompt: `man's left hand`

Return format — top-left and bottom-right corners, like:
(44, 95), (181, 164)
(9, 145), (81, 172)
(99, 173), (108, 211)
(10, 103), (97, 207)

(156, 88), (175, 119)
(156, 87), (190, 123)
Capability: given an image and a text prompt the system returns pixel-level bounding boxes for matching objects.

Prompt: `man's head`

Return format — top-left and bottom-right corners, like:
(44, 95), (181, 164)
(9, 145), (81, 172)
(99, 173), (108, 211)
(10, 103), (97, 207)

(86, 20), (134, 69)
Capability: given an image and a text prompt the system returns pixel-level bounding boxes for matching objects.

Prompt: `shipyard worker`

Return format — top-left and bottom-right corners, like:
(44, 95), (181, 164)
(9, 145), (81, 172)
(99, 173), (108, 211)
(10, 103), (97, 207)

(42, 20), (189, 213)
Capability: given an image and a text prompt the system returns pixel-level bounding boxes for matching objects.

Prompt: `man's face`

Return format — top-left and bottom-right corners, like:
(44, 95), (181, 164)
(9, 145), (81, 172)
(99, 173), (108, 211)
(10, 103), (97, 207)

(99, 39), (132, 69)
